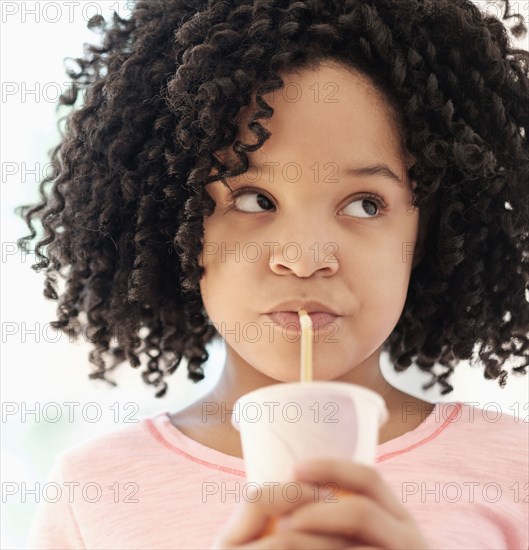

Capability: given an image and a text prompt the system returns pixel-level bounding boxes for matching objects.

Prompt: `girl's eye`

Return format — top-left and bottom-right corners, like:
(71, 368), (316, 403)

(226, 186), (388, 218)
(227, 187), (275, 213)
(341, 194), (387, 218)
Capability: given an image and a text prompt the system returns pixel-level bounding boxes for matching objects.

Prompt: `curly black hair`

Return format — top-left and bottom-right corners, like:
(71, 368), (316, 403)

(16, 0), (529, 398)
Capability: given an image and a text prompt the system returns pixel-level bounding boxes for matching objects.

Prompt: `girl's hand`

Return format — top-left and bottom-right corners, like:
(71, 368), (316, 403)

(282, 458), (432, 550)
(211, 479), (356, 549)
(212, 459), (432, 549)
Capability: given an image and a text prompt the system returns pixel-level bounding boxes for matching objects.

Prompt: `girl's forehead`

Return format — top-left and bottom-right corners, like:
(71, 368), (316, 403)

(224, 63), (414, 168)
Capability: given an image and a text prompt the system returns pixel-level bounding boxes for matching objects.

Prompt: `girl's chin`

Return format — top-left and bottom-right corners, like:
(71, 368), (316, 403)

(256, 365), (344, 383)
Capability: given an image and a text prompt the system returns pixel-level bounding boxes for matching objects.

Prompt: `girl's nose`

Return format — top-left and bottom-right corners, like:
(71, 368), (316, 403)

(268, 240), (339, 278)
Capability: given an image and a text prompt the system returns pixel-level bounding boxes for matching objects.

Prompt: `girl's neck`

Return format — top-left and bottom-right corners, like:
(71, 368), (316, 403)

(205, 345), (416, 414)
(168, 347), (436, 459)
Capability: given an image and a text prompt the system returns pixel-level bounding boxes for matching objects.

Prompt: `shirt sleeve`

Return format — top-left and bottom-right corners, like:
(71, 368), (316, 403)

(26, 456), (86, 549)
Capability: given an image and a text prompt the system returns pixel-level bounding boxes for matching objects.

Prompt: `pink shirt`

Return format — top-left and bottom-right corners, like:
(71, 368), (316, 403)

(27, 401), (529, 549)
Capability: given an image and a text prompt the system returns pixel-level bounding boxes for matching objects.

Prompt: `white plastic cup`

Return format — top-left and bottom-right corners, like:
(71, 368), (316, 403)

(231, 381), (389, 484)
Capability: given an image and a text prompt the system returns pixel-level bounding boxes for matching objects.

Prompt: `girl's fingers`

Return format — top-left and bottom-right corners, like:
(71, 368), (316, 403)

(235, 531), (357, 550)
(294, 460), (410, 521)
(212, 480), (335, 548)
(213, 460), (418, 549)
(277, 492), (406, 549)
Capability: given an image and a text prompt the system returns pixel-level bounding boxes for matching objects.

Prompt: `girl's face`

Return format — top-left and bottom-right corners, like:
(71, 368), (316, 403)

(199, 61), (420, 382)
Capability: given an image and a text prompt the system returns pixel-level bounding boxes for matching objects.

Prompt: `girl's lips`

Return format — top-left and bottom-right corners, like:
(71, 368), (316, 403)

(265, 311), (340, 331)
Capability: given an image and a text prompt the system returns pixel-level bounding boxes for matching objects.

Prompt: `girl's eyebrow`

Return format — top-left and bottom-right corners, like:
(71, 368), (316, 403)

(342, 164), (407, 188)
(246, 160), (406, 187)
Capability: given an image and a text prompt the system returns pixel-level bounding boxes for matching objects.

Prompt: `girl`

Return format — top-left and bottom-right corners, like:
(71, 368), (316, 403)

(19, 0), (528, 548)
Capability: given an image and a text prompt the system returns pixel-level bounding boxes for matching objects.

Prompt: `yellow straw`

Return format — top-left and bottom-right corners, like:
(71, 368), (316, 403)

(298, 309), (313, 382)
